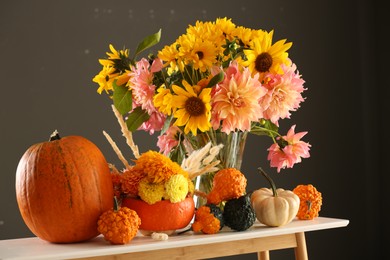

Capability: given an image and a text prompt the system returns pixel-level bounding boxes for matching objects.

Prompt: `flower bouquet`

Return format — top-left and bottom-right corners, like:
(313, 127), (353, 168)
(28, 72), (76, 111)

(92, 17), (311, 208)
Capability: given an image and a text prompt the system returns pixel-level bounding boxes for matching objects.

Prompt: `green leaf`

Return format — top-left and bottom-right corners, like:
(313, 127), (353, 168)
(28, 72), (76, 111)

(250, 120), (279, 137)
(206, 71), (224, 88)
(126, 107), (151, 132)
(161, 115), (174, 134)
(250, 126), (271, 136)
(134, 29), (162, 57)
(113, 83), (132, 115)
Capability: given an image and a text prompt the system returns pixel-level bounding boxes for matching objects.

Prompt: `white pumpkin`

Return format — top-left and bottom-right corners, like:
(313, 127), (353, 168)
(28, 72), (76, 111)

(250, 168), (300, 227)
(251, 187), (300, 227)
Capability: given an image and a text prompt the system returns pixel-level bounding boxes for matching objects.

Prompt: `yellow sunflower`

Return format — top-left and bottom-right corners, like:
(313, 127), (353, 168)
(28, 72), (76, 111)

(99, 44), (130, 73)
(92, 65), (118, 94)
(158, 42), (180, 72)
(177, 34), (217, 72)
(215, 17), (236, 41)
(172, 80), (211, 136)
(242, 30), (292, 78)
(153, 86), (175, 115)
(189, 39), (217, 72)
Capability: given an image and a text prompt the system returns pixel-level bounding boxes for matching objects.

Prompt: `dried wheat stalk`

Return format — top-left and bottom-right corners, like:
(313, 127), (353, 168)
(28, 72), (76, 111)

(103, 130), (131, 169)
(111, 104), (140, 159)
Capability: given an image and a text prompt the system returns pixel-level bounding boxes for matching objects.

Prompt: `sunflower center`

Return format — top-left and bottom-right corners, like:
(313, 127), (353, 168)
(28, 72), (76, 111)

(196, 51), (204, 60)
(185, 96), (205, 116)
(255, 52), (273, 73)
(114, 57), (131, 73)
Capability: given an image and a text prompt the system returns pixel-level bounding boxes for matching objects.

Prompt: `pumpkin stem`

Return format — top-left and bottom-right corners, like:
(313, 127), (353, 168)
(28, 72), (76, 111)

(49, 130), (61, 141)
(258, 167), (278, 197)
(113, 196), (119, 212)
(306, 200), (312, 212)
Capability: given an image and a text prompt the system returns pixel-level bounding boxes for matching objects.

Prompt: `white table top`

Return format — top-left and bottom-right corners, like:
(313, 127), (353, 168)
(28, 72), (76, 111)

(0, 217), (349, 260)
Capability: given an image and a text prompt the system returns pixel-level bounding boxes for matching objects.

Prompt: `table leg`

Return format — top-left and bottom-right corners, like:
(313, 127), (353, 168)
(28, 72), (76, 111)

(258, 251), (270, 260)
(294, 232), (308, 260)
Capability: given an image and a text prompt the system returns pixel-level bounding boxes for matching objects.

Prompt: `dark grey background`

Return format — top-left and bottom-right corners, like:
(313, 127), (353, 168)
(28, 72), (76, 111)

(1, 0), (387, 259)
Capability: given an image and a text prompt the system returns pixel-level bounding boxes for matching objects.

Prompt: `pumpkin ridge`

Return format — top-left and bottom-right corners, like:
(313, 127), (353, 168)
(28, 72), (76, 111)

(69, 137), (104, 212)
(85, 139), (111, 212)
(56, 141), (74, 208)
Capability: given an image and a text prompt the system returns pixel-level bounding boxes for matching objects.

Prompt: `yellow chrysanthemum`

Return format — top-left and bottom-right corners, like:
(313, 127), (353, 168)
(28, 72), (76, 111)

(134, 150), (187, 184)
(172, 80), (212, 136)
(164, 174), (189, 203)
(188, 179), (195, 195)
(92, 65), (118, 94)
(153, 86), (175, 115)
(138, 178), (165, 205)
(241, 30), (292, 79)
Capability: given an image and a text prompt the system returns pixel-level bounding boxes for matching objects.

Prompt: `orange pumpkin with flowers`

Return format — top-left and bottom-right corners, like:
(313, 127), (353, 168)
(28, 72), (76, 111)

(101, 105), (224, 235)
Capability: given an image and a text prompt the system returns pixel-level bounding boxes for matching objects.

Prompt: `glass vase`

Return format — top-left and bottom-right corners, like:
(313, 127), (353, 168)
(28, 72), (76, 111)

(188, 131), (248, 208)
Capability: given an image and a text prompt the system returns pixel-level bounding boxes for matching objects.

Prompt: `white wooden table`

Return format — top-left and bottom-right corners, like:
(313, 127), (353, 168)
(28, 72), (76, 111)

(0, 217), (349, 260)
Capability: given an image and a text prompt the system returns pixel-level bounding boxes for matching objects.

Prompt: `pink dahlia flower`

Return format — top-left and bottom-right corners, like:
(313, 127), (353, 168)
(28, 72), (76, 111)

(260, 62), (306, 125)
(211, 62), (267, 133)
(267, 125), (311, 172)
(157, 126), (181, 155)
(138, 111), (165, 135)
(130, 58), (159, 114)
(129, 58), (165, 134)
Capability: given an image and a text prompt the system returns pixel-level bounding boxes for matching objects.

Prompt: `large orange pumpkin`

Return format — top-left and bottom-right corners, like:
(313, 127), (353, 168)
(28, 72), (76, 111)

(122, 197), (195, 233)
(15, 131), (114, 243)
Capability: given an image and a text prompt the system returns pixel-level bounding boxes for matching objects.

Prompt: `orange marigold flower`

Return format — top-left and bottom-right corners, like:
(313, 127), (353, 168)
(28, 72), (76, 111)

(121, 167), (146, 196)
(135, 150), (188, 184)
(293, 184), (322, 220)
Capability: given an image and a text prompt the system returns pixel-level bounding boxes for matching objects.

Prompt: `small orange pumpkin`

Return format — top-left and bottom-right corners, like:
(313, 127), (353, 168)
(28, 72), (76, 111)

(122, 197), (195, 233)
(98, 197), (141, 244)
(15, 130), (114, 243)
(207, 168), (247, 205)
(293, 184), (322, 220)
